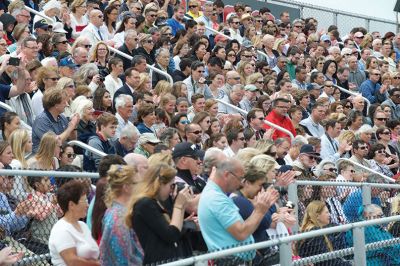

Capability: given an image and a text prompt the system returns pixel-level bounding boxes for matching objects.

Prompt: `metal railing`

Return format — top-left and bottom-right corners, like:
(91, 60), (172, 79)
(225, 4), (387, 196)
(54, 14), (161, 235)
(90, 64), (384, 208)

(267, 0), (397, 34)
(107, 46), (174, 86)
(68, 140), (106, 157)
(24, 5), (53, 22)
(337, 158), (395, 183)
(216, 99), (295, 141)
(160, 215), (400, 266)
(333, 84), (371, 112)
(0, 168), (99, 178)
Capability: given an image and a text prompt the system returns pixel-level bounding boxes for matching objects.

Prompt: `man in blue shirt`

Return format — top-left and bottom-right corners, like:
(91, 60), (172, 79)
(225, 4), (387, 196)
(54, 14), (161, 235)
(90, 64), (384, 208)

(198, 158), (279, 262)
(359, 69), (386, 104)
(167, 6), (185, 36)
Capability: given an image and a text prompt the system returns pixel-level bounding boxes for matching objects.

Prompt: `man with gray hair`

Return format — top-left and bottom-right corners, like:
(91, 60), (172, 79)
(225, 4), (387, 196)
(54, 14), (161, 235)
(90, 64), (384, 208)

(115, 94), (137, 139)
(123, 153), (149, 177)
(198, 157), (279, 262)
(72, 47), (89, 67)
(201, 147), (227, 180)
(328, 46), (341, 59)
(284, 135), (307, 165)
(117, 29), (138, 70)
(114, 124), (139, 157)
(218, 84), (245, 116)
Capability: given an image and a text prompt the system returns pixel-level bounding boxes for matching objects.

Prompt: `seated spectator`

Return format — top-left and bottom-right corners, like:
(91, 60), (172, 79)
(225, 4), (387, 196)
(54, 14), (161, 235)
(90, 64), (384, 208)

(297, 200), (351, 265)
(114, 124), (139, 157)
(299, 102), (326, 138)
(75, 96), (96, 147)
(152, 48), (173, 88)
(59, 143), (77, 168)
(224, 128), (245, 157)
(84, 113), (117, 171)
(136, 103), (156, 134)
(346, 204), (400, 265)
(31, 66), (59, 117)
(0, 112), (20, 142)
(343, 175), (383, 222)
(264, 97), (296, 140)
(134, 133), (160, 158)
(48, 180), (100, 265)
(32, 88), (79, 154)
(368, 143), (394, 178)
(292, 144), (319, 180)
(114, 94), (136, 139)
(28, 132), (61, 170)
(126, 163), (193, 265)
(99, 165), (144, 265)
(9, 129), (32, 201)
(93, 87), (113, 113)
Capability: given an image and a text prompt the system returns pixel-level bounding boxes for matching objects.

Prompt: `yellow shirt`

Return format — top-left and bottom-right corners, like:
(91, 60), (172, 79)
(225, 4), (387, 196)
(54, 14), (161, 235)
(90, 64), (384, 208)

(186, 10), (203, 19)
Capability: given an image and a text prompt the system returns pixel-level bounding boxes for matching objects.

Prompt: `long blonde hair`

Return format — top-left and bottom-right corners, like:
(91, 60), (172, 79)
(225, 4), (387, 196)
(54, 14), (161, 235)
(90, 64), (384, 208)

(35, 132), (58, 170)
(300, 200), (333, 251)
(125, 163), (177, 228)
(105, 165), (138, 207)
(9, 129), (30, 168)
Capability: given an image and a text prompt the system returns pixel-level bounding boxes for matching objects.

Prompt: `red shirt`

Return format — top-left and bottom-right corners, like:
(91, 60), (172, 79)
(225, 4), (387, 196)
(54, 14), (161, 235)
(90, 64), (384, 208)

(264, 110), (297, 141)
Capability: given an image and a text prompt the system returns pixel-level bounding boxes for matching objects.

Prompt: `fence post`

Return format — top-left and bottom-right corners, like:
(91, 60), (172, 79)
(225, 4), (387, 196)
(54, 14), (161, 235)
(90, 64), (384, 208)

(353, 226), (366, 265)
(333, 12), (338, 26)
(279, 242), (292, 266)
(288, 182), (299, 232)
(361, 184), (371, 206)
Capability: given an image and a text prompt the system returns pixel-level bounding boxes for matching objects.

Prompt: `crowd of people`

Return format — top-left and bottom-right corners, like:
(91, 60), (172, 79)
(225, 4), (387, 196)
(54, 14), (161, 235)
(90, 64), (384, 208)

(0, 0), (399, 265)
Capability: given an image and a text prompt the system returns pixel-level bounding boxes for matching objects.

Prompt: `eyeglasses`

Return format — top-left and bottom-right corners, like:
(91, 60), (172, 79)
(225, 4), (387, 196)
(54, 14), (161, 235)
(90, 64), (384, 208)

(57, 40), (68, 44)
(256, 20), (263, 23)
(227, 54), (236, 57)
(83, 44), (92, 48)
(323, 168), (337, 173)
(392, 94), (400, 98)
(371, 73), (381, 76)
(146, 40), (153, 44)
(345, 105), (352, 109)
(189, 130), (201, 135)
(242, 55), (252, 58)
(229, 171), (243, 181)
(66, 153), (76, 159)
(381, 131), (391, 135)
(324, 85), (333, 88)
(179, 120), (190, 124)
(344, 53), (352, 57)
(231, 77), (241, 80)
(294, 25), (302, 28)
(46, 77), (60, 81)
(376, 117), (388, 121)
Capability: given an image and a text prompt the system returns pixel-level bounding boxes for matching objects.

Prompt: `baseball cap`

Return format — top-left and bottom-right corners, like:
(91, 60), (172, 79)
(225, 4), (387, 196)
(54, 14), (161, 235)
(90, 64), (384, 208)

(306, 83), (321, 91)
(172, 142), (205, 160)
(34, 19), (50, 30)
(138, 133), (161, 145)
(244, 84), (258, 92)
(320, 34), (331, 43)
(299, 144), (320, 157)
(242, 40), (253, 48)
(52, 22), (67, 33)
(59, 56), (77, 68)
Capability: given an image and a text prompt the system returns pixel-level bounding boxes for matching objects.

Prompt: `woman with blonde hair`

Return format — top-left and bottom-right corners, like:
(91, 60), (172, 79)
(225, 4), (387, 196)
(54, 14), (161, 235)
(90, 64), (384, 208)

(204, 99), (218, 118)
(27, 132), (60, 170)
(70, 0), (88, 40)
(237, 61), (255, 83)
(137, 73), (152, 93)
(153, 80), (173, 104)
(125, 163), (193, 265)
(56, 78), (76, 116)
(32, 67), (59, 116)
(273, 38), (286, 56)
(8, 23), (30, 54)
(248, 154), (279, 183)
(9, 129), (33, 200)
(297, 200), (351, 265)
(148, 153), (174, 167)
(99, 165), (144, 265)
(159, 93), (176, 126)
(236, 148), (262, 168)
(90, 41), (110, 71)
(171, 81), (188, 98)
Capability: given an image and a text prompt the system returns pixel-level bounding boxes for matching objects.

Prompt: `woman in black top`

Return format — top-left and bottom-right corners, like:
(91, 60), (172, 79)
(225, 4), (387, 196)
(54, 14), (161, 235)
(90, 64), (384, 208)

(126, 163), (193, 265)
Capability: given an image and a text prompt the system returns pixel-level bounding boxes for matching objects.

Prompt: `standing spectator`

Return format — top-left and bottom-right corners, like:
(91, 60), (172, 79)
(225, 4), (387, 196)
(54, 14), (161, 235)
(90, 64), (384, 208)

(70, 0), (89, 40)
(198, 157), (279, 263)
(99, 165), (144, 265)
(48, 180), (100, 266)
(126, 163), (193, 265)
(264, 98), (296, 140)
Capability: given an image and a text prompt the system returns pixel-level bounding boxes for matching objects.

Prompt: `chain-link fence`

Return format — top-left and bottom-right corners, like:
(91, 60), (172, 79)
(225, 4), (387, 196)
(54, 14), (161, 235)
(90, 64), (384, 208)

(268, 0), (397, 35)
(0, 168), (99, 266)
(158, 215), (400, 266)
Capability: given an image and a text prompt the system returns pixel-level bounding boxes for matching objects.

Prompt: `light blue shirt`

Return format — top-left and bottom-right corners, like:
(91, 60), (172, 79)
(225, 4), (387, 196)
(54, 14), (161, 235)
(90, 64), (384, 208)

(198, 180), (255, 261)
(299, 116), (325, 138)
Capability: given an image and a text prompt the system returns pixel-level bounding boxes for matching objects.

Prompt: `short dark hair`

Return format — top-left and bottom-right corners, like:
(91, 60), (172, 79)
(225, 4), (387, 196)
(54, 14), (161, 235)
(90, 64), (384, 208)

(324, 119), (338, 130)
(98, 155), (126, 178)
(247, 108), (263, 122)
(191, 60), (204, 71)
(179, 58), (192, 71)
(57, 180), (87, 213)
(226, 128), (243, 145)
(352, 139), (366, 150)
(191, 93), (205, 104)
(368, 143), (386, 159)
(389, 87), (400, 96)
(295, 66), (305, 74)
(272, 97), (290, 108)
(131, 55), (146, 67)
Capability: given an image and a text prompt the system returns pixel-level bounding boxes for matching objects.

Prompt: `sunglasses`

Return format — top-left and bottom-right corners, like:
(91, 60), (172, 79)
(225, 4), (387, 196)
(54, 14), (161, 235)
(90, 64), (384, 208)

(256, 80), (264, 84)
(324, 168), (337, 173)
(149, 14), (157, 17)
(66, 153), (76, 159)
(232, 22), (240, 24)
(358, 146), (368, 150)
(189, 5), (198, 8)
(381, 131), (391, 135)
(376, 117), (388, 121)
(393, 77), (400, 79)
(46, 77), (60, 81)
(146, 40), (153, 44)
(57, 40), (68, 44)
(345, 105), (352, 108)
(83, 44), (92, 48)
(190, 130), (201, 135)
(376, 150), (386, 154)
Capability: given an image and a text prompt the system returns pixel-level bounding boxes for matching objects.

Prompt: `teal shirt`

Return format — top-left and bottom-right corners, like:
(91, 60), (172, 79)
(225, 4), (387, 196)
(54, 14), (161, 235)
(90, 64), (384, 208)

(86, 195), (95, 230)
(198, 180), (255, 261)
(286, 61), (296, 81)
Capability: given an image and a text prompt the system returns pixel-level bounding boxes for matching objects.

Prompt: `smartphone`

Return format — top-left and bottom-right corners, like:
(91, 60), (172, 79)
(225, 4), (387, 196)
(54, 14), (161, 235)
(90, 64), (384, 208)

(9, 57), (20, 66)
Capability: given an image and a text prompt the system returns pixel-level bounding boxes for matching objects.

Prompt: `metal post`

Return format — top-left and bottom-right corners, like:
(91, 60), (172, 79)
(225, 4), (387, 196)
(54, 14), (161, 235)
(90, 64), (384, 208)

(362, 184), (372, 206)
(279, 242), (292, 266)
(288, 183), (299, 232)
(353, 226), (366, 265)
(365, 19), (370, 32)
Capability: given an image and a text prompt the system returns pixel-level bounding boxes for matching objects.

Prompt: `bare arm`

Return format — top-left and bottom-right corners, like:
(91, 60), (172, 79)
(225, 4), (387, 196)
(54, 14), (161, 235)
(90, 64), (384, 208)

(8, 67), (26, 98)
(60, 248), (100, 266)
(58, 114), (80, 142)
